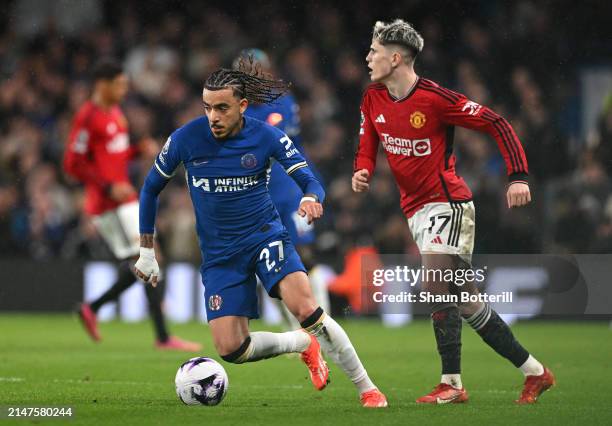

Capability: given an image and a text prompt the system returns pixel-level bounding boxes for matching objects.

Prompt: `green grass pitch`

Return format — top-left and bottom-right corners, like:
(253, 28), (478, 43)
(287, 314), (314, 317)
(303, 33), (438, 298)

(1, 315), (611, 425)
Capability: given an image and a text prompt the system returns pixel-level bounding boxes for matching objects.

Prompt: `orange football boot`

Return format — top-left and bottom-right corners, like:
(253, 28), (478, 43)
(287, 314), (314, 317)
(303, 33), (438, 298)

(516, 367), (555, 404)
(360, 389), (388, 408)
(300, 334), (330, 390)
(416, 383), (469, 404)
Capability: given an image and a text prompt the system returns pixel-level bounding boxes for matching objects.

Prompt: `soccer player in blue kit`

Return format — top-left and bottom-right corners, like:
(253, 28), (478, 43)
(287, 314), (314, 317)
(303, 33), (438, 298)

(133, 62), (388, 407)
(235, 50), (328, 328)
(236, 49), (315, 249)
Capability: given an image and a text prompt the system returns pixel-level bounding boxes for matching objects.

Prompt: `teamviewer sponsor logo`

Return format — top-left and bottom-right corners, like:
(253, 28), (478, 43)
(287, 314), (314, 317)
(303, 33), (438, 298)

(381, 133), (431, 157)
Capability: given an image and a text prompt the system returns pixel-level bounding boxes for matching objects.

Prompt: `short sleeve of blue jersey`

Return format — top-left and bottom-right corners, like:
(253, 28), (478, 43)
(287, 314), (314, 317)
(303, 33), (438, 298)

(154, 134), (182, 179)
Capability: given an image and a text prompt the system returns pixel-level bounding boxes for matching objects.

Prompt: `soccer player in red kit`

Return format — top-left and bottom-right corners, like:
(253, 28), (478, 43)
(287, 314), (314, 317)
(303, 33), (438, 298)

(64, 60), (200, 352)
(353, 20), (555, 404)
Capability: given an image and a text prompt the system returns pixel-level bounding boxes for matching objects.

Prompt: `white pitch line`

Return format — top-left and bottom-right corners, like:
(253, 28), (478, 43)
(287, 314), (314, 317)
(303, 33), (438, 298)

(4, 377), (306, 390)
(0, 377), (25, 382)
(52, 379), (152, 386)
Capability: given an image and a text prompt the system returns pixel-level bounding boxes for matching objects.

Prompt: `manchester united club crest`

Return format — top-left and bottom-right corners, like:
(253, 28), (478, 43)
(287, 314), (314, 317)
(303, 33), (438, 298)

(410, 111), (426, 129)
(241, 153), (257, 169)
(209, 295), (223, 311)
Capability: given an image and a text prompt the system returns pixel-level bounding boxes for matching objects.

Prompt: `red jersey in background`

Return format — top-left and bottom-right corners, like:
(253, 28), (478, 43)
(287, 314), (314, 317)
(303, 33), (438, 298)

(64, 101), (136, 215)
(354, 78), (529, 218)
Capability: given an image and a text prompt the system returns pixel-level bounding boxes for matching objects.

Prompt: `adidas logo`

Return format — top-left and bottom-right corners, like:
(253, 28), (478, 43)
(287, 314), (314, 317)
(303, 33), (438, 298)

(430, 236), (443, 244)
(375, 114), (386, 123)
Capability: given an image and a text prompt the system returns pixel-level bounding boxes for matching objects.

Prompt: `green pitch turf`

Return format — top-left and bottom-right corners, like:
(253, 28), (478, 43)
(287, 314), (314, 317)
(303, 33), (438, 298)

(1, 315), (611, 425)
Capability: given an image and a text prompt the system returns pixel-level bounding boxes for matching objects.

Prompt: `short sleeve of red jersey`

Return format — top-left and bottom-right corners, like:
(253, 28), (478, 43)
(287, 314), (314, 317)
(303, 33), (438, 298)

(353, 90), (379, 176)
(425, 81), (529, 182)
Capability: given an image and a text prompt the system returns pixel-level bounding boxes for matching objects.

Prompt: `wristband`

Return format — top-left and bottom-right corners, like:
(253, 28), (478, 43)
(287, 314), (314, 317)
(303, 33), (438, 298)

(300, 196), (317, 204)
(139, 247), (156, 258)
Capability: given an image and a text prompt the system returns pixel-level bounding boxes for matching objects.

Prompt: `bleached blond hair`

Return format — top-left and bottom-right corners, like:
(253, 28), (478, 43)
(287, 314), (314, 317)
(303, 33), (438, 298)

(372, 19), (424, 61)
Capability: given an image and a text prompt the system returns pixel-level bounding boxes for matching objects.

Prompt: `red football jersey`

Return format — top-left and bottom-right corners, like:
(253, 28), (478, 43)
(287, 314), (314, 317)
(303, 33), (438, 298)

(63, 101), (137, 215)
(354, 78), (528, 218)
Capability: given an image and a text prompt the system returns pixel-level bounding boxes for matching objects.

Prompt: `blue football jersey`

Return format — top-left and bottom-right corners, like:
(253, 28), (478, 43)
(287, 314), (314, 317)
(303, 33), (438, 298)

(244, 95), (304, 201)
(150, 115), (323, 265)
(244, 94), (301, 142)
(245, 95), (321, 244)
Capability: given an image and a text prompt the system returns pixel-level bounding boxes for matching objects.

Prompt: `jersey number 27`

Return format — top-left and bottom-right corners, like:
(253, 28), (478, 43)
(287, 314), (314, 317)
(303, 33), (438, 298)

(259, 240), (285, 271)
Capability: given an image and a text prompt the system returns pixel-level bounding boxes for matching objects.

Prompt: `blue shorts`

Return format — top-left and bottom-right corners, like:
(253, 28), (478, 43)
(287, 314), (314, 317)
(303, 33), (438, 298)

(201, 231), (306, 321)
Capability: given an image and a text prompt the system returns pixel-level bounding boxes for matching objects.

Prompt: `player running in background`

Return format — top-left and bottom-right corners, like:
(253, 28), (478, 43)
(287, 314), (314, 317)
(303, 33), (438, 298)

(63, 60), (201, 352)
(353, 20), (555, 404)
(134, 61), (388, 407)
(234, 49), (329, 328)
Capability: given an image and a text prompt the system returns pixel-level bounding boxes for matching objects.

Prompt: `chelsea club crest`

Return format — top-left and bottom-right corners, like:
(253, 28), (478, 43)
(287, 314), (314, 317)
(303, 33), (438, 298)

(241, 153), (257, 169)
(209, 295), (223, 311)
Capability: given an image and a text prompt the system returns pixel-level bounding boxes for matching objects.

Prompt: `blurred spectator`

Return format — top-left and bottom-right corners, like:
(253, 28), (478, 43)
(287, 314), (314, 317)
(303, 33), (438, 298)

(0, 0), (608, 262)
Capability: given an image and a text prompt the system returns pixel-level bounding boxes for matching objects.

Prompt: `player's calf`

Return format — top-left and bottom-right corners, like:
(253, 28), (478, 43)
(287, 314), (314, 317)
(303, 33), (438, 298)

(277, 272), (387, 405)
(463, 303), (545, 374)
(462, 302), (554, 402)
(209, 315), (313, 364)
(299, 306), (387, 406)
(219, 335), (256, 364)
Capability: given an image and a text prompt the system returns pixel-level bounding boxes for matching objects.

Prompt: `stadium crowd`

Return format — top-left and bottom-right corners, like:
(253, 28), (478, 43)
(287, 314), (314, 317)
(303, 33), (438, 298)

(1, 0), (611, 264)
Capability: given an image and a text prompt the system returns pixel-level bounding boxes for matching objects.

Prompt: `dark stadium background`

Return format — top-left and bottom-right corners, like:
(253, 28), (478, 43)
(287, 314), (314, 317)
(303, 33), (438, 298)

(2, 2), (612, 425)
(1, 0), (612, 314)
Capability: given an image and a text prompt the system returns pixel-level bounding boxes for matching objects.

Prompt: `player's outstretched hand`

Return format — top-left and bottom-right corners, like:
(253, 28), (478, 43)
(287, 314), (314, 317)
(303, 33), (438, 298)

(133, 247), (160, 287)
(507, 182), (531, 208)
(352, 169), (370, 192)
(298, 199), (323, 224)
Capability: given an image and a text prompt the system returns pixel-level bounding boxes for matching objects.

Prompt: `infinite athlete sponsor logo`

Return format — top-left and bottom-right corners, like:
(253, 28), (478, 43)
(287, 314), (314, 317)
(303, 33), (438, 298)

(192, 173), (262, 193)
(381, 133), (431, 157)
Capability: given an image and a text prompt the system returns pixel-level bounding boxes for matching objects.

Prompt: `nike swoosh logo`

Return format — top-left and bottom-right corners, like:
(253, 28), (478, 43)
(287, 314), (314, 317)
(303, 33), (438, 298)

(192, 160), (209, 166)
(436, 394), (460, 404)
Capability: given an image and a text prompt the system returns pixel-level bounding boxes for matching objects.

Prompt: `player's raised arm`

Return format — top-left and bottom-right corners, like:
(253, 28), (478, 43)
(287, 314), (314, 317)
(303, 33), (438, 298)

(352, 92), (379, 192)
(435, 85), (531, 208)
(271, 132), (325, 224)
(134, 136), (180, 285)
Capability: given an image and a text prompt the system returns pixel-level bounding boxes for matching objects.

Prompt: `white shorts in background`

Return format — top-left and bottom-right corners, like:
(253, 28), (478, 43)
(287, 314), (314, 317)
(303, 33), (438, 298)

(92, 200), (140, 260)
(407, 201), (475, 265)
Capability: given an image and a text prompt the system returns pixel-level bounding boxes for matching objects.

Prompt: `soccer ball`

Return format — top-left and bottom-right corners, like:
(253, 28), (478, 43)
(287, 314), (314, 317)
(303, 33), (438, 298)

(175, 357), (229, 406)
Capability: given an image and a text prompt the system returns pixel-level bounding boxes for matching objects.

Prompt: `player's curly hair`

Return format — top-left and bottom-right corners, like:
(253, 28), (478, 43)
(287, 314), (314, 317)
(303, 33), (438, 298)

(204, 56), (290, 104)
(373, 19), (424, 61)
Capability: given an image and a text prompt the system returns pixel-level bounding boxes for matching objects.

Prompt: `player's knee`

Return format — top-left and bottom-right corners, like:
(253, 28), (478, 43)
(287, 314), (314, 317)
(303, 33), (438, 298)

(218, 336), (253, 364)
(430, 302), (457, 314)
(299, 306), (325, 330)
(290, 302), (319, 324)
(458, 300), (484, 318)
